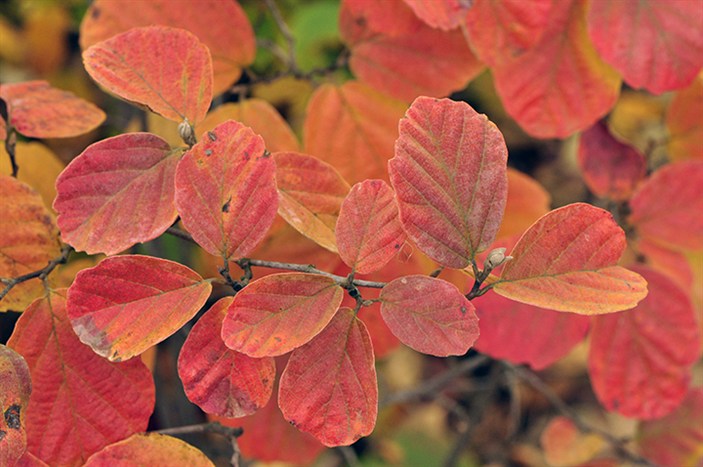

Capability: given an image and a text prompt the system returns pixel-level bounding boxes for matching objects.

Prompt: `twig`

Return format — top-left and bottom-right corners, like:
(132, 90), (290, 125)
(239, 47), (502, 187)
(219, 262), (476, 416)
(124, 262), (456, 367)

(156, 422), (243, 467)
(264, 0), (298, 72)
(0, 244), (72, 301)
(337, 446), (360, 467)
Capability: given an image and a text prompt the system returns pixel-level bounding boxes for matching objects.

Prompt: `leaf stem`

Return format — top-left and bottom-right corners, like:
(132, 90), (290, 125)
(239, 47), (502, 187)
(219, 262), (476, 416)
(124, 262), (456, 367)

(0, 244), (72, 302)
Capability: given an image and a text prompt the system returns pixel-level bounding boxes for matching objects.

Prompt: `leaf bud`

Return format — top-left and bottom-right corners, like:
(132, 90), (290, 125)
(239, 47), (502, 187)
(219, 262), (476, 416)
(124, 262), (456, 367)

(178, 119), (196, 146)
(484, 247), (512, 271)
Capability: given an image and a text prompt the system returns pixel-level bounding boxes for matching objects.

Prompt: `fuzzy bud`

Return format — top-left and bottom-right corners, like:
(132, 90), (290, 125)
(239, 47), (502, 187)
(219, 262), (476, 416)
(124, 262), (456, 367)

(484, 247), (512, 271)
(178, 119), (196, 146)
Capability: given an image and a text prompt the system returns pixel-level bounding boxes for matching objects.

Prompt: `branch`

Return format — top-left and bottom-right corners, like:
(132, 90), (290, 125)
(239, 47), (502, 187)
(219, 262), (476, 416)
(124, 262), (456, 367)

(264, 0), (298, 72)
(156, 422), (244, 467)
(0, 244), (72, 302)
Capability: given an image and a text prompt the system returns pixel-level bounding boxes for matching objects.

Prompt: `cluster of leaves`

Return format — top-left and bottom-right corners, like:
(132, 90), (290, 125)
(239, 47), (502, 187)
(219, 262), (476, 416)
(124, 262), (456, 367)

(1, 0), (701, 465)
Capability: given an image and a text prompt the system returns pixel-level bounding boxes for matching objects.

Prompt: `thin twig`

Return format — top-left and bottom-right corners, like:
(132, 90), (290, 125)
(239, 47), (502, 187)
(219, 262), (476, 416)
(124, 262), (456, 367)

(337, 446), (360, 467)
(0, 244), (72, 301)
(4, 127), (18, 178)
(264, 0), (297, 72)
(155, 421), (243, 438)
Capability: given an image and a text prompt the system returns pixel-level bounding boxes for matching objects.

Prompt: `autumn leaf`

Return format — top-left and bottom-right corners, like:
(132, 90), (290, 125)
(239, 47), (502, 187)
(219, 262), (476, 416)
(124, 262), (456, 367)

(496, 169), (551, 240)
(0, 345), (31, 466)
(402, 0), (472, 30)
(0, 142), (64, 209)
(66, 255), (212, 362)
(540, 417), (605, 467)
(83, 433), (214, 467)
(667, 73), (703, 161)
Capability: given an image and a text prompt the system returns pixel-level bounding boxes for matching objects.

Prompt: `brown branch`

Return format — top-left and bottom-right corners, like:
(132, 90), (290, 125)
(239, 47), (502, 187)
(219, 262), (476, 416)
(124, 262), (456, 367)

(0, 244), (72, 302)
(156, 422), (243, 466)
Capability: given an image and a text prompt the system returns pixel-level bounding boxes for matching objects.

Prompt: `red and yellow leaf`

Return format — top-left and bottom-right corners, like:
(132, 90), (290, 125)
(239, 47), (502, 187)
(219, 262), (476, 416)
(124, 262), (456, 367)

(0, 142), (65, 209)
(380, 275), (479, 357)
(7, 291), (154, 466)
(0, 81), (105, 138)
(540, 417), (606, 467)
(0, 175), (61, 312)
(629, 161), (703, 252)
(274, 151), (350, 253)
(303, 81), (406, 183)
(340, 0), (483, 101)
(222, 273), (344, 357)
(402, 0), (472, 30)
(667, 73), (703, 162)
(389, 96), (508, 268)
(493, 203), (648, 314)
(175, 120), (278, 260)
(80, 0), (255, 95)
(496, 169), (551, 240)
(588, 266), (700, 419)
(177, 297), (275, 418)
(66, 255), (212, 362)
(577, 122), (646, 201)
(279, 308), (377, 446)
(336, 179), (406, 274)
(0, 345), (31, 466)
(83, 433), (213, 467)
(83, 26), (213, 125)
(587, 0), (703, 94)
(491, 0), (621, 138)
(54, 133), (180, 255)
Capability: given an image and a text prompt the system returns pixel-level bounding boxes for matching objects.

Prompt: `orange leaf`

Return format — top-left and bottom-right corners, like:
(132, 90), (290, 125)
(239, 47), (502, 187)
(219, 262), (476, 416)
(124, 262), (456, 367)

(0, 175), (61, 312)
(83, 26), (213, 125)
(274, 151), (350, 253)
(83, 433), (213, 467)
(494, 203), (647, 314)
(177, 297), (275, 418)
(340, 0), (483, 101)
(222, 273), (344, 357)
(389, 96), (508, 268)
(496, 169), (551, 240)
(175, 120), (278, 260)
(380, 275), (479, 357)
(67, 255), (212, 362)
(80, 0), (254, 95)
(336, 179), (406, 274)
(7, 291), (155, 466)
(667, 73), (703, 162)
(54, 133), (180, 255)
(0, 81), (105, 138)
(402, 0), (472, 30)
(491, 0), (621, 138)
(279, 308), (377, 446)
(587, 0), (703, 94)
(303, 81), (406, 183)
(0, 345), (31, 466)
(629, 161), (703, 252)
(0, 142), (65, 209)
(540, 417), (605, 467)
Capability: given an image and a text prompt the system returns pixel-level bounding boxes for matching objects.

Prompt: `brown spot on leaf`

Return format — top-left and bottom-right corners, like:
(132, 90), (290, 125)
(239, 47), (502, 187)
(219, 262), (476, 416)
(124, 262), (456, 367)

(0, 430), (5, 441)
(4, 404), (20, 430)
(460, 306), (467, 314)
(222, 196), (232, 213)
(205, 149), (213, 156)
(207, 131), (217, 141)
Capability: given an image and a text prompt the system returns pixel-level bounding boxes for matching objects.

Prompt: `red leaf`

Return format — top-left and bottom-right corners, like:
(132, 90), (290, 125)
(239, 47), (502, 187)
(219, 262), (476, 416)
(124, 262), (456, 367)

(222, 273), (344, 357)
(279, 308), (377, 446)
(80, 0), (255, 95)
(336, 179), (406, 274)
(83, 433), (213, 467)
(494, 203), (648, 314)
(491, 0), (621, 138)
(274, 151), (350, 253)
(7, 291), (154, 466)
(178, 297), (275, 418)
(473, 292), (589, 370)
(67, 255), (212, 362)
(175, 120), (278, 260)
(402, 0), (472, 30)
(339, 0), (483, 101)
(638, 387), (703, 466)
(0, 345), (31, 466)
(577, 122), (646, 201)
(379, 275), (479, 357)
(588, 266), (700, 419)
(54, 133), (179, 255)
(0, 81), (105, 138)
(389, 96), (508, 268)
(667, 74), (703, 162)
(303, 81), (406, 183)
(83, 26), (213, 125)
(629, 161), (703, 252)
(587, 0), (703, 94)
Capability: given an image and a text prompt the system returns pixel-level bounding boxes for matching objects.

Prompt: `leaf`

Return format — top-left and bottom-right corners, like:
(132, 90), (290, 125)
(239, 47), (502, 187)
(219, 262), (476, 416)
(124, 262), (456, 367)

(336, 179), (406, 274)
(339, 0), (483, 101)
(491, 0), (621, 138)
(540, 417), (606, 467)
(0, 142), (64, 209)
(402, 0), (472, 30)
(222, 273), (344, 357)
(7, 291), (155, 466)
(0, 81), (105, 138)
(628, 161), (703, 252)
(577, 122), (646, 201)
(493, 203), (648, 314)
(389, 96), (508, 268)
(496, 169), (551, 240)
(667, 73), (703, 161)
(274, 151), (350, 253)
(0, 345), (31, 466)
(83, 26), (213, 125)
(54, 133), (180, 255)
(0, 175), (61, 312)
(587, 0), (703, 94)
(303, 81), (406, 183)
(279, 308), (377, 446)
(588, 266), (701, 419)
(177, 296), (275, 418)
(80, 0), (255, 95)
(379, 275), (479, 357)
(83, 433), (214, 467)
(638, 387), (703, 466)
(174, 120), (278, 260)
(67, 255), (212, 362)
